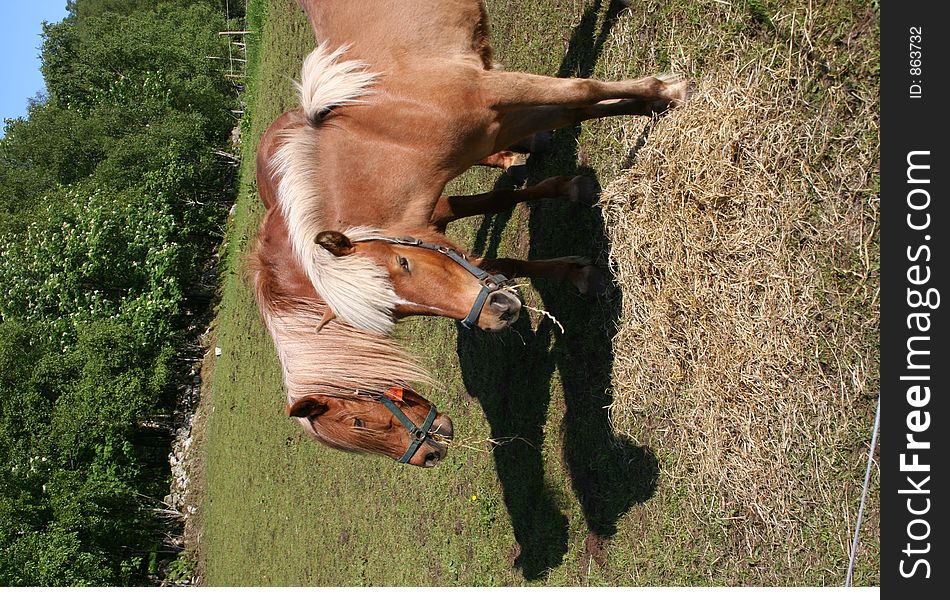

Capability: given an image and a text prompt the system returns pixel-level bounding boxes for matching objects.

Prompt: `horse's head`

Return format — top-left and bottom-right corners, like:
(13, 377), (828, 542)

(250, 209), (458, 467)
(315, 230), (522, 332)
(287, 388), (454, 467)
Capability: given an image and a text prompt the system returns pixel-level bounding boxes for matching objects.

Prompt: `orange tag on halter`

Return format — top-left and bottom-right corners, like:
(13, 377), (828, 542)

(384, 387), (404, 403)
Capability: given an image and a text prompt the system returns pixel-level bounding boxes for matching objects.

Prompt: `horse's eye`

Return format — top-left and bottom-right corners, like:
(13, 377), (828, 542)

(398, 256), (410, 273)
(353, 417), (364, 429)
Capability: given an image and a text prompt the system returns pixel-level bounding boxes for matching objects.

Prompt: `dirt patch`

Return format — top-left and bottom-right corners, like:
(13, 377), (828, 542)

(175, 326), (219, 585)
(506, 543), (522, 568)
(578, 531), (609, 570)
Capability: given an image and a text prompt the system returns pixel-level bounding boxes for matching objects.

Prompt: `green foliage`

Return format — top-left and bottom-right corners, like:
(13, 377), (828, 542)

(2, 2), (235, 237)
(2, 96), (103, 187)
(165, 555), (198, 584)
(0, 322), (55, 466)
(0, 0), (238, 586)
(0, 523), (112, 586)
(71, 0), (236, 21)
(0, 321), (176, 586)
(42, 4), (231, 117)
(0, 459), (154, 586)
(0, 186), (183, 348)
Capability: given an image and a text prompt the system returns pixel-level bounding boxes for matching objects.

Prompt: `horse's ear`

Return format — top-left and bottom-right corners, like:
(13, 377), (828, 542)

(287, 396), (329, 418)
(315, 230), (355, 256)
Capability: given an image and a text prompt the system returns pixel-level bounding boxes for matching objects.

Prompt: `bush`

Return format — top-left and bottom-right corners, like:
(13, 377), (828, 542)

(0, 185), (183, 349)
(0, 0), (238, 585)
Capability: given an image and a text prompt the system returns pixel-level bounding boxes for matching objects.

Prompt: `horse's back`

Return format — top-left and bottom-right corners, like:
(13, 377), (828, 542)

(302, 0), (492, 68)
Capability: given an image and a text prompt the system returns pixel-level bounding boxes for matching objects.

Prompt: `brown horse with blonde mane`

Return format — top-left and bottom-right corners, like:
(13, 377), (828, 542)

(253, 127), (600, 466)
(251, 0), (691, 466)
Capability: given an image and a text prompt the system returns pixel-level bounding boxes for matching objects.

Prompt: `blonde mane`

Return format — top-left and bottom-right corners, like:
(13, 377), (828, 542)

(269, 43), (398, 334)
(250, 264), (433, 404)
(295, 42), (379, 125)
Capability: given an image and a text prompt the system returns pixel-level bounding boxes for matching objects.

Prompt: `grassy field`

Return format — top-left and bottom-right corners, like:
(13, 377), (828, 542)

(192, 0), (879, 586)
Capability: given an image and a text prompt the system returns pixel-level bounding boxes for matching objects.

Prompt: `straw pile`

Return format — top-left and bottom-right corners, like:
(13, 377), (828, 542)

(598, 5), (879, 560)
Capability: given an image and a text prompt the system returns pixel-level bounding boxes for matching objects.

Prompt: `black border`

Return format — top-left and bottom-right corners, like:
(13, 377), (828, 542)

(881, 1), (947, 595)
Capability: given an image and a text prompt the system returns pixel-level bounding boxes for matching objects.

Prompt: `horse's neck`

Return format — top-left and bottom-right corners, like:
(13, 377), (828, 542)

(316, 127), (449, 231)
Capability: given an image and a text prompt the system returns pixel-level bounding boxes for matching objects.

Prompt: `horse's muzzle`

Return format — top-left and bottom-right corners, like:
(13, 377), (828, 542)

(481, 289), (521, 331)
(489, 290), (521, 321)
(422, 414), (454, 467)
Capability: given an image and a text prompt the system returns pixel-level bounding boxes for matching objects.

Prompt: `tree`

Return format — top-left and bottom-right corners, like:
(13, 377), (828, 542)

(41, 4), (232, 123)
(1, 0), (238, 584)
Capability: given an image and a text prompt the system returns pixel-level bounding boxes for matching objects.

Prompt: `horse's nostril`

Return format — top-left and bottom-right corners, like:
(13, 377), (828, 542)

(489, 296), (509, 312)
(424, 451), (441, 467)
(489, 291), (518, 314)
(486, 291), (522, 326)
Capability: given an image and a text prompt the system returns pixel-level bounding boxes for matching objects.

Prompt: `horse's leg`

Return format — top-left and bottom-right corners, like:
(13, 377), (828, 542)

(430, 176), (596, 230)
(476, 132), (555, 170)
(476, 150), (526, 170)
(505, 131), (554, 155)
(483, 71), (691, 112)
(492, 96), (676, 151)
(477, 256), (607, 296)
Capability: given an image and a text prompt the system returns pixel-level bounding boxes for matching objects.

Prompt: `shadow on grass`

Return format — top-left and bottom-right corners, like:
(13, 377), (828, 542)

(456, 0), (659, 580)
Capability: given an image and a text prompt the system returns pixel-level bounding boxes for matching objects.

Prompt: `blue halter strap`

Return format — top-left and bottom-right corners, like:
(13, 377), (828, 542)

(354, 235), (511, 329)
(378, 387), (438, 464)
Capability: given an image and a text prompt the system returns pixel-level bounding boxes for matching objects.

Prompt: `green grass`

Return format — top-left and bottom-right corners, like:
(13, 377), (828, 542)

(197, 0), (879, 586)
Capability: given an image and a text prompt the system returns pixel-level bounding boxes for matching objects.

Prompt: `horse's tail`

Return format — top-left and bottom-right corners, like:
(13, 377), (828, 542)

(296, 42), (379, 127)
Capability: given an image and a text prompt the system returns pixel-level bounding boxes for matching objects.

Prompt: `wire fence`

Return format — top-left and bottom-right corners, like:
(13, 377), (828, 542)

(208, 0), (249, 120)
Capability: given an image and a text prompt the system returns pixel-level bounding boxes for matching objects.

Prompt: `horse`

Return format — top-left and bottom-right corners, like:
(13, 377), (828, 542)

(248, 202), (450, 466)
(260, 0), (690, 336)
(251, 0), (691, 465)
(252, 138), (602, 466)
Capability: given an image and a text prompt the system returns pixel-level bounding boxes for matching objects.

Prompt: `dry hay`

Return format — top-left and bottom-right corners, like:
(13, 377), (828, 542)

(599, 6), (879, 561)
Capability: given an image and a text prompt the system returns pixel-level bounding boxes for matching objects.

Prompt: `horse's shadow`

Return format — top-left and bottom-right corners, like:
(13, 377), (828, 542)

(455, 0), (659, 580)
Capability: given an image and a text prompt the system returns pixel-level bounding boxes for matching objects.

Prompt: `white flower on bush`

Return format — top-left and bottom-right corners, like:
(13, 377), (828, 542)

(0, 184), (185, 348)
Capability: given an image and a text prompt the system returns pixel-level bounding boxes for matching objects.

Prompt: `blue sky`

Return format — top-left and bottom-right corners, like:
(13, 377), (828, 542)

(1, 1), (71, 127)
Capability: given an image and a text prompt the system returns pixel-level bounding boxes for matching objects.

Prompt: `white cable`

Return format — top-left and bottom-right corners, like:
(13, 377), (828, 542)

(845, 392), (881, 586)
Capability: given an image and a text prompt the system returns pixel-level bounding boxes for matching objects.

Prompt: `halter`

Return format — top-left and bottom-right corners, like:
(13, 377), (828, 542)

(378, 387), (438, 463)
(356, 235), (511, 328)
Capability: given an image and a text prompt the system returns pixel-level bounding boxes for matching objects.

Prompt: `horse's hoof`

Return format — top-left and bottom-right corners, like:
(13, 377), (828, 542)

(655, 74), (695, 110)
(568, 176), (599, 206)
(560, 257), (607, 296)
